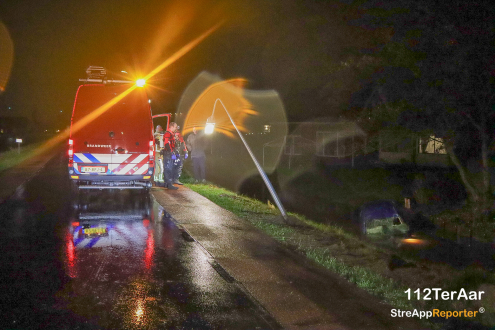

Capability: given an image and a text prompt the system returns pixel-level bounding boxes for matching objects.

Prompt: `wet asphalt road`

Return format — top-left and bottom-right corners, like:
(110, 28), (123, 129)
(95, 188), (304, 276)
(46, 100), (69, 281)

(0, 151), (279, 330)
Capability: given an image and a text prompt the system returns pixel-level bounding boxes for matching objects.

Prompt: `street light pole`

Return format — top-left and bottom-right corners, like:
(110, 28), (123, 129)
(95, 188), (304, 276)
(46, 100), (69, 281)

(207, 98), (289, 221)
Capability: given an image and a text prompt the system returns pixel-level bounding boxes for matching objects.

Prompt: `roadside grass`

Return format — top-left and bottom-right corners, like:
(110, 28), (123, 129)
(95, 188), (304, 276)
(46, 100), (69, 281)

(183, 170), (495, 328)
(0, 142), (45, 173)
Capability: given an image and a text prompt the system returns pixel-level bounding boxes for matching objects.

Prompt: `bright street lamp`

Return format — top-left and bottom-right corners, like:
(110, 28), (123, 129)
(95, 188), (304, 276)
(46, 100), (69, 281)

(205, 119), (215, 135)
(205, 98), (289, 221)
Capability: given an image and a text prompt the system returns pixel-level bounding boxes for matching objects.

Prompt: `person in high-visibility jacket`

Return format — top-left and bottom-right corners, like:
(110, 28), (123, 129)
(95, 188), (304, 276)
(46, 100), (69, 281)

(161, 122), (178, 190)
(153, 125), (164, 184)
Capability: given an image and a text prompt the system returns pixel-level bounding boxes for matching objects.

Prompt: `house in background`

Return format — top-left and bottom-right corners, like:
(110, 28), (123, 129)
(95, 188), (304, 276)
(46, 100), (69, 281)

(265, 121), (368, 168)
(265, 120), (451, 168)
(378, 130), (450, 167)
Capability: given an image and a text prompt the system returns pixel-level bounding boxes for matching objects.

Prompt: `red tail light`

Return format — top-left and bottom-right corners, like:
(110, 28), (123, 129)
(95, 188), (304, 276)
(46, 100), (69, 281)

(68, 139), (74, 158)
(149, 140), (154, 160)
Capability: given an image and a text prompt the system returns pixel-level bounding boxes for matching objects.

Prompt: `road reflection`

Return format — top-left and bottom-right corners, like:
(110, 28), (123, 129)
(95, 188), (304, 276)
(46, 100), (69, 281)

(61, 190), (183, 329)
(64, 190), (155, 273)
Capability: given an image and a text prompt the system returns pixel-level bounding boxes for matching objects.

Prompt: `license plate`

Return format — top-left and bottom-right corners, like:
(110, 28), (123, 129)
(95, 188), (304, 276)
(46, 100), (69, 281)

(81, 166), (106, 173)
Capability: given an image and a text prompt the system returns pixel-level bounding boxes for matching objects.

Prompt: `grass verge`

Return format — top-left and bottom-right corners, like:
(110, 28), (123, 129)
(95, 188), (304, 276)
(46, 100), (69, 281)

(0, 142), (45, 173)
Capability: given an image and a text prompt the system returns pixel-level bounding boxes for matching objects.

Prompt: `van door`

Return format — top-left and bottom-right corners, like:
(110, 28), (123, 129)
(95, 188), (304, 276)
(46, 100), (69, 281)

(152, 114), (171, 132)
(108, 89), (153, 176)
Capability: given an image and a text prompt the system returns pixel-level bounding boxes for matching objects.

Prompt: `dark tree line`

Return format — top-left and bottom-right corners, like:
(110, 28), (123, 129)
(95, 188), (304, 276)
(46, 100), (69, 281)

(345, 0), (495, 204)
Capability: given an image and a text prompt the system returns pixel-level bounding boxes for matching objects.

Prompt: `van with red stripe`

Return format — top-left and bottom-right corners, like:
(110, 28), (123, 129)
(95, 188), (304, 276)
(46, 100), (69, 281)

(68, 67), (155, 190)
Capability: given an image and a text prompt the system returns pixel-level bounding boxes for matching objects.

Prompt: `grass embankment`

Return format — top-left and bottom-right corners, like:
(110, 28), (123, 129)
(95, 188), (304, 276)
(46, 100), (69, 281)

(0, 142), (45, 173)
(181, 169), (495, 329)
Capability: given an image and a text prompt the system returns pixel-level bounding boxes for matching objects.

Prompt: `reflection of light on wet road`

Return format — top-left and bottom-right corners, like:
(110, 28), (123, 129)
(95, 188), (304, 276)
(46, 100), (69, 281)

(399, 237), (435, 251)
(62, 193), (164, 329)
(402, 238), (426, 245)
(115, 280), (163, 330)
(143, 223), (154, 271)
(188, 244), (217, 293)
(135, 301), (144, 319)
(64, 231), (78, 278)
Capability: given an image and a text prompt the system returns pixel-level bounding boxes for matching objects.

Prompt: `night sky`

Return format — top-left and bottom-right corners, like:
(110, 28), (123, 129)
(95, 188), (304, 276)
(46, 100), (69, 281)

(0, 0), (418, 130)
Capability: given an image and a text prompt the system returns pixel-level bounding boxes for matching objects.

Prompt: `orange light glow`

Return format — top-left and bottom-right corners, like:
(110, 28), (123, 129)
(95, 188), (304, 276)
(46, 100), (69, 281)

(143, 176), (151, 179)
(182, 76), (256, 138)
(143, 22), (223, 82)
(15, 23), (222, 169)
(71, 175), (79, 179)
(0, 22), (13, 92)
(401, 238), (426, 245)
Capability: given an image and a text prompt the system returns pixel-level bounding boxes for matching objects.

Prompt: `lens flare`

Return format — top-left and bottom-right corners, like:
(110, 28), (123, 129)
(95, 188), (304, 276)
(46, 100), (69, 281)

(136, 79), (146, 87)
(20, 23), (221, 165)
(178, 71), (288, 192)
(144, 22), (223, 82)
(179, 72), (255, 138)
(0, 22), (14, 92)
